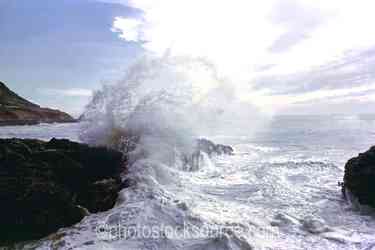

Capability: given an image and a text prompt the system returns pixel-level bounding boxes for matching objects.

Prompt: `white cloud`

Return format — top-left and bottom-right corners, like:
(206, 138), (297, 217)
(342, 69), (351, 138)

(112, 0), (280, 78)
(39, 88), (93, 97)
(112, 0), (375, 73)
(111, 17), (143, 42)
(111, 0), (375, 113)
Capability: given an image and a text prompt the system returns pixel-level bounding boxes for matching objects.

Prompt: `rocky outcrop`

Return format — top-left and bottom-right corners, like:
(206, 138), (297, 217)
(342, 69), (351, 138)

(342, 146), (375, 207)
(0, 81), (76, 125)
(196, 138), (234, 156)
(182, 138), (234, 171)
(0, 138), (125, 244)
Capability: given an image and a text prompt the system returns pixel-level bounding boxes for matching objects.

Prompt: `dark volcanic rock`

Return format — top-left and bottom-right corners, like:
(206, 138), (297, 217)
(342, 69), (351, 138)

(342, 146), (375, 207)
(183, 138), (234, 171)
(0, 138), (125, 244)
(0, 81), (76, 126)
(196, 138), (234, 156)
(78, 178), (121, 213)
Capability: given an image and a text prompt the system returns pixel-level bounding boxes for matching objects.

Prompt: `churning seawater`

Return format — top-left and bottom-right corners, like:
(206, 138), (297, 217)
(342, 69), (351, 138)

(2, 115), (375, 250)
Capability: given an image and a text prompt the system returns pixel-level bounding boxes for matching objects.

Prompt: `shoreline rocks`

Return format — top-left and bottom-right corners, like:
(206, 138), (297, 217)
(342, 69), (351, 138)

(0, 138), (125, 245)
(183, 138), (234, 171)
(196, 138), (234, 156)
(342, 146), (375, 207)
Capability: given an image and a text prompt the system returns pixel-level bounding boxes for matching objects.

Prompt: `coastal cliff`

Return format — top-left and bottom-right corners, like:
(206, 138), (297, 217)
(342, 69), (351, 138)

(0, 81), (75, 125)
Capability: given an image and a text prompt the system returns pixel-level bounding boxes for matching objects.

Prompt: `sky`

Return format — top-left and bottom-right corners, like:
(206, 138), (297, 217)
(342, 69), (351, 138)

(0, 0), (142, 116)
(1, 0), (375, 116)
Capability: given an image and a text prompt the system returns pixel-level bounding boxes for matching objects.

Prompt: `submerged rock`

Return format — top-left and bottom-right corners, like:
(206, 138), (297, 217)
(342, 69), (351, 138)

(342, 146), (375, 207)
(0, 138), (125, 244)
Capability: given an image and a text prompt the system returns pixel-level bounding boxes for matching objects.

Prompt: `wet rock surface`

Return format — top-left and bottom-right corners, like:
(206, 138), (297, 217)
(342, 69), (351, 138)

(196, 138), (234, 156)
(0, 138), (125, 244)
(342, 146), (375, 207)
(182, 138), (234, 171)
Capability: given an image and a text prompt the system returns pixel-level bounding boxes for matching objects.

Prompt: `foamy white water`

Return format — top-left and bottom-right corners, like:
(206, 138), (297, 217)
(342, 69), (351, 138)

(3, 115), (375, 250)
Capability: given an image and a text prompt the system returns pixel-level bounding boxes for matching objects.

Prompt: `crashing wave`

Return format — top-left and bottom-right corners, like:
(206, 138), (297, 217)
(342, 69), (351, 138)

(46, 55), (250, 250)
(79, 55), (239, 170)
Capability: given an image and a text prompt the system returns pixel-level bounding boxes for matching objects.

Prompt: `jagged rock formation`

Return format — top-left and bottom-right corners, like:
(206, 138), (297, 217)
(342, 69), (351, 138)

(183, 138), (234, 171)
(0, 81), (75, 125)
(196, 138), (234, 156)
(0, 138), (125, 244)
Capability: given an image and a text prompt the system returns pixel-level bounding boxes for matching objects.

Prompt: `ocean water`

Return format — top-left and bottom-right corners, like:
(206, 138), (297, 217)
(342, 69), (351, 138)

(2, 115), (375, 250)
